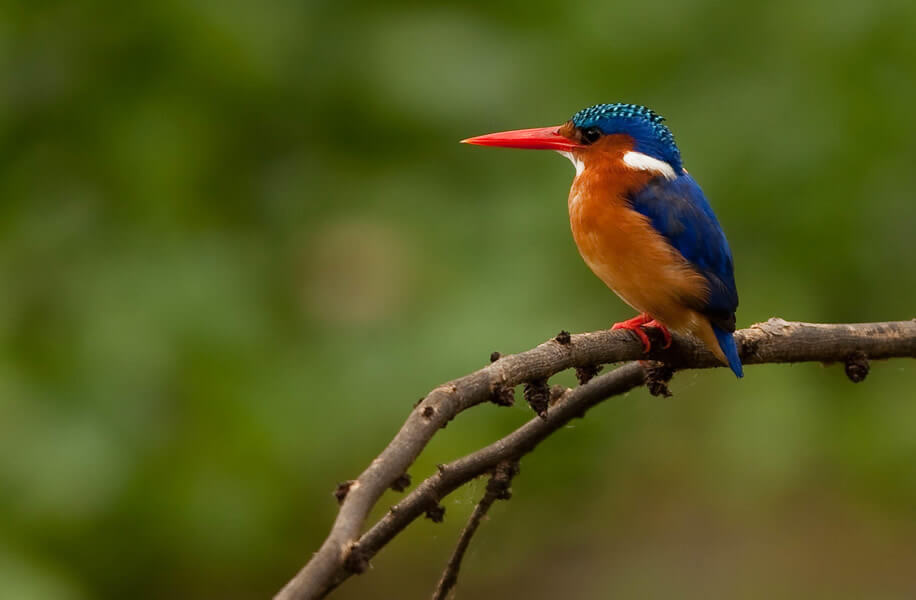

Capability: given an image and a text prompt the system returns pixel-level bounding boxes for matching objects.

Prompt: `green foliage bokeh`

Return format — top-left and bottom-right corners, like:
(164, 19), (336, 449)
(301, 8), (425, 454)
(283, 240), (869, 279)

(2, 1), (915, 598)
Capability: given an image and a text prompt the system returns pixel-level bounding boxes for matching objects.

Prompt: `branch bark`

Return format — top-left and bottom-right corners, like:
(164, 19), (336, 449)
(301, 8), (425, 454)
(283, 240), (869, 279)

(275, 318), (916, 600)
(431, 460), (519, 600)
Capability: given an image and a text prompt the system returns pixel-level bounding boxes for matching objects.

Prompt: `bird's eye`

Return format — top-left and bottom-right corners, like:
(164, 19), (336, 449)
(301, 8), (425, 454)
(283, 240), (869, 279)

(580, 127), (602, 144)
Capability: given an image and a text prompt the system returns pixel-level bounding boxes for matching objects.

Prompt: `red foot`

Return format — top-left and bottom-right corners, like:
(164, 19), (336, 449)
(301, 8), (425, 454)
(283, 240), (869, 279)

(612, 313), (652, 352)
(612, 313), (671, 352)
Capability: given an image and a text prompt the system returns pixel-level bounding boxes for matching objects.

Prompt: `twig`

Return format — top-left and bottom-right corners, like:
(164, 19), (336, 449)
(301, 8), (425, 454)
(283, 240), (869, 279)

(275, 319), (916, 600)
(431, 460), (520, 600)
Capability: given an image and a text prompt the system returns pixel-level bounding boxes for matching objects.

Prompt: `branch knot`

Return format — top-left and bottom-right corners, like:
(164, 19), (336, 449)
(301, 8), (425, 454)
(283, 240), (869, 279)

(425, 504), (446, 523)
(342, 542), (369, 574)
(645, 363), (674, 397)
(490, 382), (515, 407)
(524, 379), (550, 418)
(844, 351), (869, 383)
(333, 480), (355, 505)
(575, 364), (602, 384)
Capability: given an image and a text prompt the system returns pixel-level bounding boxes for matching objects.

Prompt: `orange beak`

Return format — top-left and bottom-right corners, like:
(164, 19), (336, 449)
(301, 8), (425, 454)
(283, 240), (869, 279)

(461, 126), (582, 151)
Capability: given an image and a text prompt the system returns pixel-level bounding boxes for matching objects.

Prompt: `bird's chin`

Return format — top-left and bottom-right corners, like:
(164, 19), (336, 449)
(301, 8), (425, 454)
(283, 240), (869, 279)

(556, 150), (584, 176)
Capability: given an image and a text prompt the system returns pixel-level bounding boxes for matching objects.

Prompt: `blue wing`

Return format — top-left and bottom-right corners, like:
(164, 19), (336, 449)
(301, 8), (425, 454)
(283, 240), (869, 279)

(627, 173), (739, 329)
(628, 173), (742, 377)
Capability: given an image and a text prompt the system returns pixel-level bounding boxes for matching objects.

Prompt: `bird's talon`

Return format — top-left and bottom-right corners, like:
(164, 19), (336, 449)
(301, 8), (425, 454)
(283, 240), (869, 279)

(613, 315), (673, 353)
(612, 314), (653, 352)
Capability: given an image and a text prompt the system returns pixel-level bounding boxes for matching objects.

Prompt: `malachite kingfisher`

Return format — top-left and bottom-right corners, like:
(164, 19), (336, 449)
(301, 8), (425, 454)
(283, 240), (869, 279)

(463, 103), (743, 377)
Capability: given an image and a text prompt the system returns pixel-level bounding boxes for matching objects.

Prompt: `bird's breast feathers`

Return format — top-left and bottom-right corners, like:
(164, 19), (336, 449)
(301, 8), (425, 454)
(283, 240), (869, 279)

(566, 151), (710, 331)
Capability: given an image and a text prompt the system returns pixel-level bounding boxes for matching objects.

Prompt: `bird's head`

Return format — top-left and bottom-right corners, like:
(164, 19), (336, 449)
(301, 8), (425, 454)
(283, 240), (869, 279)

(463, 103), (683, 176)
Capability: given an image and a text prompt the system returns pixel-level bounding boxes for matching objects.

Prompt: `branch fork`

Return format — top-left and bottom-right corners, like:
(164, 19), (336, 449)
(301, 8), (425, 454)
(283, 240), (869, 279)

(276, 318), (916, 600)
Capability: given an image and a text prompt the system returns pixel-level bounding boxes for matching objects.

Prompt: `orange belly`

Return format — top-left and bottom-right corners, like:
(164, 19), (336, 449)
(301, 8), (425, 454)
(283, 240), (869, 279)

(561, 140), (730, 366)
(568, 183), (709, 334)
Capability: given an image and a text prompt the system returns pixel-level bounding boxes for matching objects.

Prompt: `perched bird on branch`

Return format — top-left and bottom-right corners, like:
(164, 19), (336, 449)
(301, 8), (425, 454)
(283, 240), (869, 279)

(463, 103), (743, 377)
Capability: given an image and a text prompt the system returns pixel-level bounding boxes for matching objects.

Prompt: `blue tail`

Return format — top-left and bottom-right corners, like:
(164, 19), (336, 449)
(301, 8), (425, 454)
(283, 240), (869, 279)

(712, 326), (743, 378)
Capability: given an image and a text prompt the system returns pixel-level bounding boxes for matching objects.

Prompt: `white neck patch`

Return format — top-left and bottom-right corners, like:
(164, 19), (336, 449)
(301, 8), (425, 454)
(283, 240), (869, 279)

(556, 151), (584, 176)
(622, 151), (677, 180)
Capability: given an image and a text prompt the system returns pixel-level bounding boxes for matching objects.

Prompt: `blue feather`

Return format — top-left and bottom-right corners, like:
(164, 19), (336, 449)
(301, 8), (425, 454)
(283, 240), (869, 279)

(713, 326), (744, 378)
(628, 173), (743, 377)
(572, 103), (682, 171)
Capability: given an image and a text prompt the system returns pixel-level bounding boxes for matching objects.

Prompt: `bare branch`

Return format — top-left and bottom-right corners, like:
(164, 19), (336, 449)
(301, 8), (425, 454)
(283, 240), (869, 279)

(275, 319), (916, 600)
(431, 460), (520, 600)
(326, 362), (647, 595)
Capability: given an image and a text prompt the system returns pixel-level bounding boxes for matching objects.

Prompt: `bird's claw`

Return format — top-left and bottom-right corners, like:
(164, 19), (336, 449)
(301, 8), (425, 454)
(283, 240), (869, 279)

(612, 314), (653, 353)
(612, 314), (672, 352)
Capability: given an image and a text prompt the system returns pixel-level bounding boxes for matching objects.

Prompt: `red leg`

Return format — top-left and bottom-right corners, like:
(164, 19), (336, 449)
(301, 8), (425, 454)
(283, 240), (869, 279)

(612, 313), (651, 330)
(643, 319), (672, 349)
(612, 313), (652, 353)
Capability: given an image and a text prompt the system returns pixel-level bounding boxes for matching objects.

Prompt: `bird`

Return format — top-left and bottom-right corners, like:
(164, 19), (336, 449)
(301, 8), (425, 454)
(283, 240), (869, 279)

(462, 103), (743, 377)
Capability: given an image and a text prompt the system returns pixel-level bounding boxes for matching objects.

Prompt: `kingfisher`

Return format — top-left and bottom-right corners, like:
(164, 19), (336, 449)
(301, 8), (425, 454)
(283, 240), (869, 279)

(462, 103), (743, 377)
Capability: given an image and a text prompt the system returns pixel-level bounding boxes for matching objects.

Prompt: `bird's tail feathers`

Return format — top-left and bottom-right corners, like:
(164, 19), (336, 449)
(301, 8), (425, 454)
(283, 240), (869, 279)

(712, 326), (743, 378)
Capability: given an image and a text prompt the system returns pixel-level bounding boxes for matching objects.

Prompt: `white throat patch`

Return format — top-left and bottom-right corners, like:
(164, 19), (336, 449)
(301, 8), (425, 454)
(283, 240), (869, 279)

(622, 151), (677, 180)
(557, 151), (584, 176)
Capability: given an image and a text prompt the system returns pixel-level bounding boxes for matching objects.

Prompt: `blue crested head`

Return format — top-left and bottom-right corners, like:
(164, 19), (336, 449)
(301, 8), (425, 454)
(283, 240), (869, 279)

(571, 103), (682, 171)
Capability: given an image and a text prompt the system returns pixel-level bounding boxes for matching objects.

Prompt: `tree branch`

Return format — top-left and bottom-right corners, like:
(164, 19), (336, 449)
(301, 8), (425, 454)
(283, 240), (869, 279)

(275, 318), (916, 600)
(325, 362), (647, 595)
(431, 460), (520, 600)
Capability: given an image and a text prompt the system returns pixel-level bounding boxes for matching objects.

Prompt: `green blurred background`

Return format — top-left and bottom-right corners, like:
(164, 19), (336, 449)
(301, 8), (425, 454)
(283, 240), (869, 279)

(2, 1), (915, 598)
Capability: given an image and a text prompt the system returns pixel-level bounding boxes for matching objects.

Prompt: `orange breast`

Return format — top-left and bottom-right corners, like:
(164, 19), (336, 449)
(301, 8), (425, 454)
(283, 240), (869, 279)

(567, 141), (709, 333)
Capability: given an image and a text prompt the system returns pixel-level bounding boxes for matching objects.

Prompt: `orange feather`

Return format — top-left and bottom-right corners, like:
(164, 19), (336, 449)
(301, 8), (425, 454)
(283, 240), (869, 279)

(567, 135), (728, 364)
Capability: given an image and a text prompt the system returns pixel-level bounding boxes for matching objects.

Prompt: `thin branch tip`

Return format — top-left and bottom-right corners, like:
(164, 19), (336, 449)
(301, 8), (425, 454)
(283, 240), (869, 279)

(431, 460), (521, 600)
